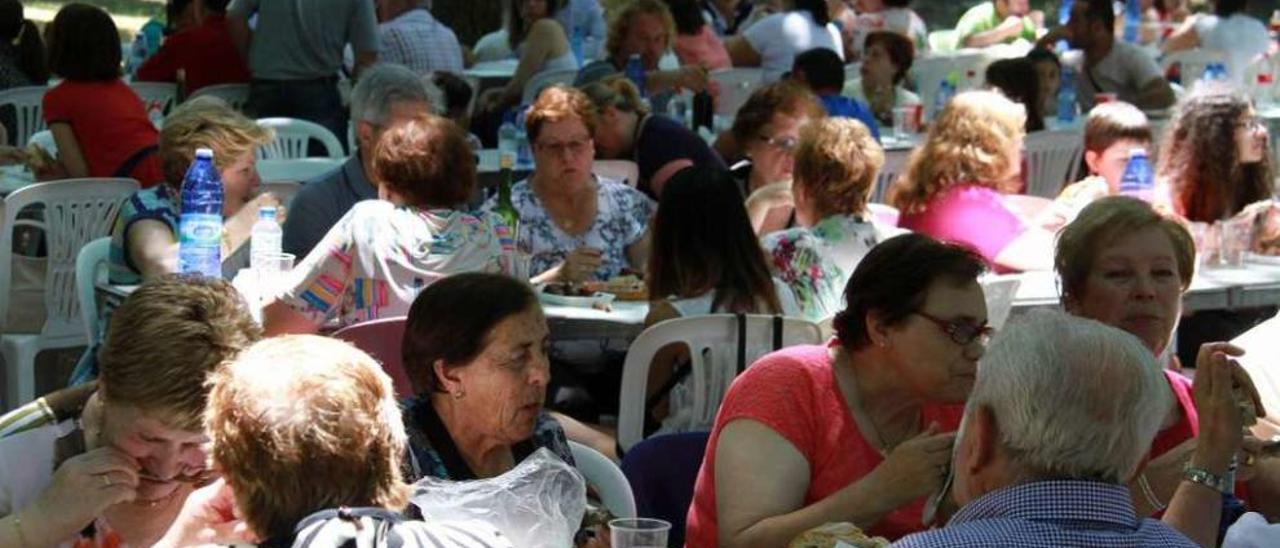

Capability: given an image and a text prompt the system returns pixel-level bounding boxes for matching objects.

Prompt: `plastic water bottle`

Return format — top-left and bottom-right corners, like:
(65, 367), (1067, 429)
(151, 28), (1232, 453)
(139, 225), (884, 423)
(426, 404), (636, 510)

(667, 93), (690, 126)
(571, 24), (585, 65)
(931, 79), (954, 122)
(250, 206), (282, 271)
(1118, 148), (1154, 202)
(1123, 0), (1141, 42)
(1057, 67), (1078, 124)
(514, 105), (533, 168)
(497, 111), (518, 164)
(178, 148), (223, 277)
(125, 32), (147, 75)
(625, 54), (647, 98)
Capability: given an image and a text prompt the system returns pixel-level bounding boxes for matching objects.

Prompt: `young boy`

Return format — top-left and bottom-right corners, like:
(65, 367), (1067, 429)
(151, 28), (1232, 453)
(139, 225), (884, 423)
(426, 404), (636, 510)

(1057, 101), (1153, 204)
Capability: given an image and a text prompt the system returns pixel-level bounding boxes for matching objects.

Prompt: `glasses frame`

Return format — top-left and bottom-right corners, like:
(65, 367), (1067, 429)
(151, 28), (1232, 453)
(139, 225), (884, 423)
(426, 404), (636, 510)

(913, 311), (994, 346)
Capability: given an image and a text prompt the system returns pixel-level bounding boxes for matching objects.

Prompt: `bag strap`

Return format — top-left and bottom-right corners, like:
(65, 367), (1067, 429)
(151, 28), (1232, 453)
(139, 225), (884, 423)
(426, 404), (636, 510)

(111, 144), (158, 179)
(735, 313), (747, 374)
(772, 314), (784, 351)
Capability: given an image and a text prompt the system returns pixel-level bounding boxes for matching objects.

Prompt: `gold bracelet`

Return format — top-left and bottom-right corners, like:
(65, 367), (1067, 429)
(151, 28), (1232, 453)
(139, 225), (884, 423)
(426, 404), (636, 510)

(11, 514), (27, 548)
(1137, 473), (1167, 511)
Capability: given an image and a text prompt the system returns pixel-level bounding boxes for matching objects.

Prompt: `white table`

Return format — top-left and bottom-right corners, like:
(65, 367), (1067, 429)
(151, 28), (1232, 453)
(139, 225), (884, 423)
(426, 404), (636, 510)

(464, 59), (519, 81)
(542, 300), (649, 341)
(1010, 258), (1280, 313)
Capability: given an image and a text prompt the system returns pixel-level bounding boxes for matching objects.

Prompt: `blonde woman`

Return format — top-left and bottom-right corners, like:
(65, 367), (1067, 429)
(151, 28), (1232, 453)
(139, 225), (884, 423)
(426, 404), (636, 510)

(108, 96), (275, 285)
(891, 90), (1053, 272)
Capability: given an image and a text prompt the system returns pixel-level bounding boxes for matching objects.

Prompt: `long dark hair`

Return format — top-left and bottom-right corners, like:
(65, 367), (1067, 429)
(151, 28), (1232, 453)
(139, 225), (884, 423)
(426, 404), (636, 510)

(0, 0), (47, 84)
(794, 0), (831, 25)
(663, 0), (704, 35)
(647, 166), (783, 314)
(985, 58), (1045, 132)
(507, 0), (561, 50)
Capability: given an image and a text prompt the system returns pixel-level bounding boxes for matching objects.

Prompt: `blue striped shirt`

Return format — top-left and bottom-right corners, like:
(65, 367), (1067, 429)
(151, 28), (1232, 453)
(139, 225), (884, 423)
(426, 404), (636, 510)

(893, 480), (1198, 548)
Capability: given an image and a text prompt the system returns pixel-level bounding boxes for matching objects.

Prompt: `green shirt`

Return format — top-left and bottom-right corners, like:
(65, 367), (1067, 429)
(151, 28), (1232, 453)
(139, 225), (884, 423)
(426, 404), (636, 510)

(954, 1), (1038, 46)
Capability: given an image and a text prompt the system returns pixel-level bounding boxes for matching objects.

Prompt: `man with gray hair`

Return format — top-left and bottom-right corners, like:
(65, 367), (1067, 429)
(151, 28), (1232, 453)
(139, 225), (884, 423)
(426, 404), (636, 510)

(894, 310), (1197, 547)
(282, 63), (434, 257)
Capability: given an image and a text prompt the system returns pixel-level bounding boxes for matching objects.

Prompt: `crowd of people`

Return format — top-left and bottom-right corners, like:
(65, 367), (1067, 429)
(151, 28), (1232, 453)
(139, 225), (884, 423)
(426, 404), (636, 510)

(0, 0), (1279, 546)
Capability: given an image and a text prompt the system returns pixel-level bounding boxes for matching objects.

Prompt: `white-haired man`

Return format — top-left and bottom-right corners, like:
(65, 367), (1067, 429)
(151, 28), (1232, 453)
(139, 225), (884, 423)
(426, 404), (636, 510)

(894, 310), (1198, 547)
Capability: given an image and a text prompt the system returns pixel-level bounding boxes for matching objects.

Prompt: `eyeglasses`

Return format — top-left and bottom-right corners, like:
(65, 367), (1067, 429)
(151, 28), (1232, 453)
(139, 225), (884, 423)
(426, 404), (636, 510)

(535, 138), (591, 156)
(759, 134), (799, 152)
(914, 311), (993, 346)
(1237, 117), (1266, 131)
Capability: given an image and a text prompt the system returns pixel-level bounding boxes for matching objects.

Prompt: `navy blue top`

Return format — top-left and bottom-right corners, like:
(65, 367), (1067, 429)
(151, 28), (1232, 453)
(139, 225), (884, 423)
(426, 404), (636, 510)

(635, 113), (726, 198)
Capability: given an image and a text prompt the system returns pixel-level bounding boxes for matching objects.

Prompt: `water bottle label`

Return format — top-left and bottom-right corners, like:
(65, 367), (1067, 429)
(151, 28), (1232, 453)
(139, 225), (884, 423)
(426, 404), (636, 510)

(180, 213), (222, 244)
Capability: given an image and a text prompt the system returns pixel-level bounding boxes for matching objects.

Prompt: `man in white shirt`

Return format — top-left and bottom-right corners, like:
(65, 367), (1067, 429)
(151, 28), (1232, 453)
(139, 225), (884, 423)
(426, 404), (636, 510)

(1042, 0), (1175, 111)
(375, 0), (464, 75)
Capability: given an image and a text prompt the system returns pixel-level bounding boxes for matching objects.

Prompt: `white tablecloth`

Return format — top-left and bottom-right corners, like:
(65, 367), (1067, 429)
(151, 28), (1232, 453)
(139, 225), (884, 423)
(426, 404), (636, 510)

(1011, 258), (1280, 312)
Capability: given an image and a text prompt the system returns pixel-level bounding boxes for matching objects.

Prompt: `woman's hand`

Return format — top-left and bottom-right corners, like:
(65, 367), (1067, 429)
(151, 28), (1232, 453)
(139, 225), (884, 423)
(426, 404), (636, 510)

(745, 180), (794, 232)
(154, 478), (258, 548)
(559, 247), (603, 282)
(23, 447), (139, 540)
(1191, 342), (1259, 474)
(223, 192), (282, 253)
(865, 423), (955, 507)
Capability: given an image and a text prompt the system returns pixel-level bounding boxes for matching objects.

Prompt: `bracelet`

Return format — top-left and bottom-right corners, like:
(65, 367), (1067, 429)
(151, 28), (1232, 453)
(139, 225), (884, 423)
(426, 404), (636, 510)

(1137, 473), (1167, 511)
(1182, 464), (1229, 493)
(11, 514), (27, 548)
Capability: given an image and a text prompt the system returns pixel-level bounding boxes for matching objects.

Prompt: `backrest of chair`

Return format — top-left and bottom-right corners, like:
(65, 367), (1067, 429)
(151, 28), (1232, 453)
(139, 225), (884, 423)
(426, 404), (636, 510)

(0, 85), (48, 148)
(75, 237), (111, 342)
(567, 440), (637, 519)
(866, 202), (899, 226)
(129, 81), (179, 122)
(872, 148), (910, 203)
(256, 117), (345, 159)
(257, 158), (344, 184)
(617, 314), (823, 450)
(461, 74), (482, 119)
(980, 275), (1022, 331)
(331, 317), (413, 398)
(1024, 129), (1084, 198)
(1160, 49), (1226, 86)
(187, 83), (250, 111)
(927, 29), (959, 53)
(619, 432), (708, 548)
(709, 68), (764, 117)
(522, 69), (578, 105)
(0, 179), (138, 340)
(592, 160), (639, 187)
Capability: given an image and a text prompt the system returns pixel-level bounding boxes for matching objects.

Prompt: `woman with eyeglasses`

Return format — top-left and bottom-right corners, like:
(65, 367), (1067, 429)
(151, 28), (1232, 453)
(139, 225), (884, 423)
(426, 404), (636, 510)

(579, 77), (726, 199)
(715, 80), (828, 235)
(687, 232), (989, 546)
(483, 85), (655, 283)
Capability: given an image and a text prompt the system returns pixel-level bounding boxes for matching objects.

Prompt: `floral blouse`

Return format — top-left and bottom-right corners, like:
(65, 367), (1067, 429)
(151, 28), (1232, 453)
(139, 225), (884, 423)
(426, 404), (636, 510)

(278, 200), (512, 328)
(761, 214), (905, 321)
(483, 177), (655, 280)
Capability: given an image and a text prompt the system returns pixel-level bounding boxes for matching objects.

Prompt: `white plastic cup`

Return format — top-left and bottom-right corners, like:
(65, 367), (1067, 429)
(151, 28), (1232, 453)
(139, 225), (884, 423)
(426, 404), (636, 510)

(609, 518), (671, 548)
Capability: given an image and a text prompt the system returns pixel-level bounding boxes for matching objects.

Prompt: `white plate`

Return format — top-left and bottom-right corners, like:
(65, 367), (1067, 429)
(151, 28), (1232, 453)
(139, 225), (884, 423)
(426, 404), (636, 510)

(1246, 252), (1280, 266)
(537, 288), (616, 308)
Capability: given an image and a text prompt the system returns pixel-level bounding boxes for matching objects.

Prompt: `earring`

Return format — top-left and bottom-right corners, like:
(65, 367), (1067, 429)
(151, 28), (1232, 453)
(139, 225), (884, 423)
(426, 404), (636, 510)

(452, 389), (465, 400)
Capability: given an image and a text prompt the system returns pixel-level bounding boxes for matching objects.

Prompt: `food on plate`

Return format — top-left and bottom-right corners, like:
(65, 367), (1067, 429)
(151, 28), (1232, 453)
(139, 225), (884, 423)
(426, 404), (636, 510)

(789, 522), (889, 548)
(543, 282), (596, 297)
(586, 274), (647, 301)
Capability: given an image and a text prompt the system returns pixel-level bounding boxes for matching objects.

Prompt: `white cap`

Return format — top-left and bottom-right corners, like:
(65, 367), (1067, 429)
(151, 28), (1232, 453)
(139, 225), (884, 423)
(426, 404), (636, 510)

(1129, 147), (1147, 157)
(195, 147), (214, 159)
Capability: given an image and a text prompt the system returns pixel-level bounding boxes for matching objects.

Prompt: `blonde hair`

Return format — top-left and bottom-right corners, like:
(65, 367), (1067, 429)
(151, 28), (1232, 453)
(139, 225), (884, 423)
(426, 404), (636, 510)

(158, 96), (271, 188)
(890, 90), (1026, 213)
(97, 274), (260, 431)
(793, 117), (884, 218)
(605, 0), (674, 62)
(580, 76), (649, 117)
(207, 335), (409, 540)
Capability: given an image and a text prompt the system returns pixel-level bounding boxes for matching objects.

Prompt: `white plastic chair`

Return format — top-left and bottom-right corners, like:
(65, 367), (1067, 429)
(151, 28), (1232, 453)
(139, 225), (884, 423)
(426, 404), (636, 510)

(927, 29), (959, 53)
(872, 148), (910, 203)
(1024, 129), (1084, 199)
(709, 68), (764, 117)
(186, 83), (250, 111)
(462, 74), (482, 119)
(473, 30), (513, 63)
(129, 81), (179, 125)
(522, 68), (578, 105)
(592, 160), (639, 187)
(0, 85), (48, 148)
(617, 314), (824, 450)
(980, 274), (1022, 331)
(866, 202), (900, 226)
(567, 440), (637, 518)
(1, 178), (138, 410)
(255, 117), (345, 159)
(75, 237), (110, 344)
(257, 158), (344, 185)
(1160, 49), (1227, 89)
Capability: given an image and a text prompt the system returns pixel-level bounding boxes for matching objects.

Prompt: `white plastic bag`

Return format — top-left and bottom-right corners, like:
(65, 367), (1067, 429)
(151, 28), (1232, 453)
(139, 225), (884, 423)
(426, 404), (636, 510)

(409, 448), (587, 548)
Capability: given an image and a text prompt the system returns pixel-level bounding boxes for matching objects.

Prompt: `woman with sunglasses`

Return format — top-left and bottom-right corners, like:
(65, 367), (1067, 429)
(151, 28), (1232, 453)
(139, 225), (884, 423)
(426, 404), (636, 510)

(687, 233), (990, 546)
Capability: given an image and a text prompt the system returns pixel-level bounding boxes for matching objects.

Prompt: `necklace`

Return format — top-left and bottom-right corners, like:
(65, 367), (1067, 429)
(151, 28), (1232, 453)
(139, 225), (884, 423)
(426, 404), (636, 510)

(832, 349), (921, 456)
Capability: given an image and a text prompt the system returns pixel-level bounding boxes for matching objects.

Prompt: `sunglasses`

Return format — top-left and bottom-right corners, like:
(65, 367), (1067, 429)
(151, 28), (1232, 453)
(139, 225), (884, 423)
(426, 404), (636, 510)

(914, 311), (993, 346)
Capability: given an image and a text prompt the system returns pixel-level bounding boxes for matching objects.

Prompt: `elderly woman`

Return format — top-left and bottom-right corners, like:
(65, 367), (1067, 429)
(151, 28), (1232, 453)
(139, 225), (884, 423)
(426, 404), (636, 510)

(0, 275), (259, 547)
(723, 0), (843, 82)
(1055, 196), (1280, 522)
(763, 117), (904, 322)
(687, 233), (988, 546)
(263, 113), (510, 335)
(844, 30), (920, 127)
(109, 96), (274, 285)
(716, 80), (827, 235)
(893, 90), (1054, 272)
(398, 272), (573, 480)
(581, 77), (725, 198)
(484, 85), (654, 283)
(154, 335), (511, 546)
(476, 0), (577, 117)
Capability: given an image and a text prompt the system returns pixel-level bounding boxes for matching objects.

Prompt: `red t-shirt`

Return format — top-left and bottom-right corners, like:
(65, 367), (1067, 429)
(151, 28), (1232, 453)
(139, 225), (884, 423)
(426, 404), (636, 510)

(685, 343), (965, 545)
(42, 79), (163, 187)
(134, 15), (250, 94)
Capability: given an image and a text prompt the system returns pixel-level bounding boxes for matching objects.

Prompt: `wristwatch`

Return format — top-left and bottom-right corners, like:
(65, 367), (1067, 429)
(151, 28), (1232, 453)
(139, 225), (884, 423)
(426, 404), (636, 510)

(1182, 464), (1229, 492)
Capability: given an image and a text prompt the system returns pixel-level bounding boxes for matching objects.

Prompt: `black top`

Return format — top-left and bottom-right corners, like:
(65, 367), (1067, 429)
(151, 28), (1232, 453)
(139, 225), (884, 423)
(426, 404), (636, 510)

(635, 114), (727, 198)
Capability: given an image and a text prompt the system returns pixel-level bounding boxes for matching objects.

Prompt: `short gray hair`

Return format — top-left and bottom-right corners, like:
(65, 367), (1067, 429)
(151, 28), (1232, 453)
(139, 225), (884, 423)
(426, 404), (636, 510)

(969, 309), (1171, 484)
(350, 63), (434, 125)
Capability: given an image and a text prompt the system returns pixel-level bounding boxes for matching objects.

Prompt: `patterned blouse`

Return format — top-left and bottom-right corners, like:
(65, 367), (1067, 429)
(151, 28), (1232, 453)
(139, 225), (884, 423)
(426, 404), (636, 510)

(278, 200), (512, 328)
(401, 396), (575, 482)
(761, 214), (905, 321)
(482, 177), (654, 280)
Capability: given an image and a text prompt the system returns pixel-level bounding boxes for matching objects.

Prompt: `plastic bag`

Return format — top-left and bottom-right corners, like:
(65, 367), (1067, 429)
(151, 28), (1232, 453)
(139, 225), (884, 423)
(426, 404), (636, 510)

(409, 448), (587, 548)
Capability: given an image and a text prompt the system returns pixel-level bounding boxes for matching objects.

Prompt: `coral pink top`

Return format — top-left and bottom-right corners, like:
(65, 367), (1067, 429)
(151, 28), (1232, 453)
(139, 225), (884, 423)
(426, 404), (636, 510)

(685, 343), (965, 545)
(674, 25), (732, 71)
(898, 183), (1026, 271)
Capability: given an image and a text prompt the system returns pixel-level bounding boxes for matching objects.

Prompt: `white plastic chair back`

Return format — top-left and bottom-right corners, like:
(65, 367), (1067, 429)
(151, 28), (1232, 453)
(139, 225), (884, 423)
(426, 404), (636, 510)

(462, 74), (482, 118)
(873, 148), (910, 203)
(257, 158), (344, 184)
(1024, 129), (1084, 198)
(1, 178), (137, 409)
(256, 117), (345, 159)
(473, 30), (513, 63)
(927, 30), (959, 53)
(617, 314), (824, 450)
(980, 275), (1022, 331)
(129, 81), (178, 125)
(709, 68), (764, 117)
(0, 85), (48, 148)
(1160, 49), (1227, 89)
(75, 237), (110, 343)
(592, 160), (639, 187)
(27, 130), (57, 159)
(187, 83), (250, 111)
(522, 69), (578, 105)
(866, 203), (899, 226)
(567, 440), (636, 518)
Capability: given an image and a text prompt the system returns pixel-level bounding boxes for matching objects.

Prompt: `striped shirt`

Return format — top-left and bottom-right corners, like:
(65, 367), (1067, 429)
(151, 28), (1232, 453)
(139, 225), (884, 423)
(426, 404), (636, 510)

(378, 9), (465, 76)
(892, 480), (1198, 547)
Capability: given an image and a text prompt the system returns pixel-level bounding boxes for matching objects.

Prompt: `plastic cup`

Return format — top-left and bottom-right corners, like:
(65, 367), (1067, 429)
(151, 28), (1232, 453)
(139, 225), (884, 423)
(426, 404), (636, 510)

(1188, 221), (1214, 267)
(609, 518), (671, 548)
(893, 106), (918, 139)
(253, 252), (296, 299)
(1219, 218), (1253, 267)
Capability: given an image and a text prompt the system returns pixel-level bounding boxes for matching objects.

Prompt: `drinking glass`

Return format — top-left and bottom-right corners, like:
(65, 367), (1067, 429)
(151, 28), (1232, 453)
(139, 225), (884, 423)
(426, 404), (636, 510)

(1219, 217), (1253, 267)
(609, 518), (671, 548)
(893, 106), (917, 138)
(254, 252), (296, 296)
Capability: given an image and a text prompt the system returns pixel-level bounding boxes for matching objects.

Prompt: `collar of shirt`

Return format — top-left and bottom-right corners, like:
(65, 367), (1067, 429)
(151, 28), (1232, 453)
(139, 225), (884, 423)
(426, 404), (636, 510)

(387, 7), (437, 29)
(950, 479), (1141, 531)
(345, 153), (377, 201)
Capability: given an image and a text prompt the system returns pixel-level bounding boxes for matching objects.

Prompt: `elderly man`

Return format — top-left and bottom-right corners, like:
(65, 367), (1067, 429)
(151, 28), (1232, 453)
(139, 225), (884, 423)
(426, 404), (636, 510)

(282, 63), (433, 258)
(955, 0), (1043, 48)
(894, 310), (1197, 547)
(1042, 0), (1175, 111)
(375, 0), (464, 76)
(575, 0), (709, 110)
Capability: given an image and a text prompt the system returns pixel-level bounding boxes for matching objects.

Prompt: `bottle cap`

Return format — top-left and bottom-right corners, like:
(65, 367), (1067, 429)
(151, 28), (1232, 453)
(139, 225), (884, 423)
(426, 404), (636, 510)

(259, 205), (277, 218)
(195, 147), (214, 159)
(1129, 147), (1148, 157)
